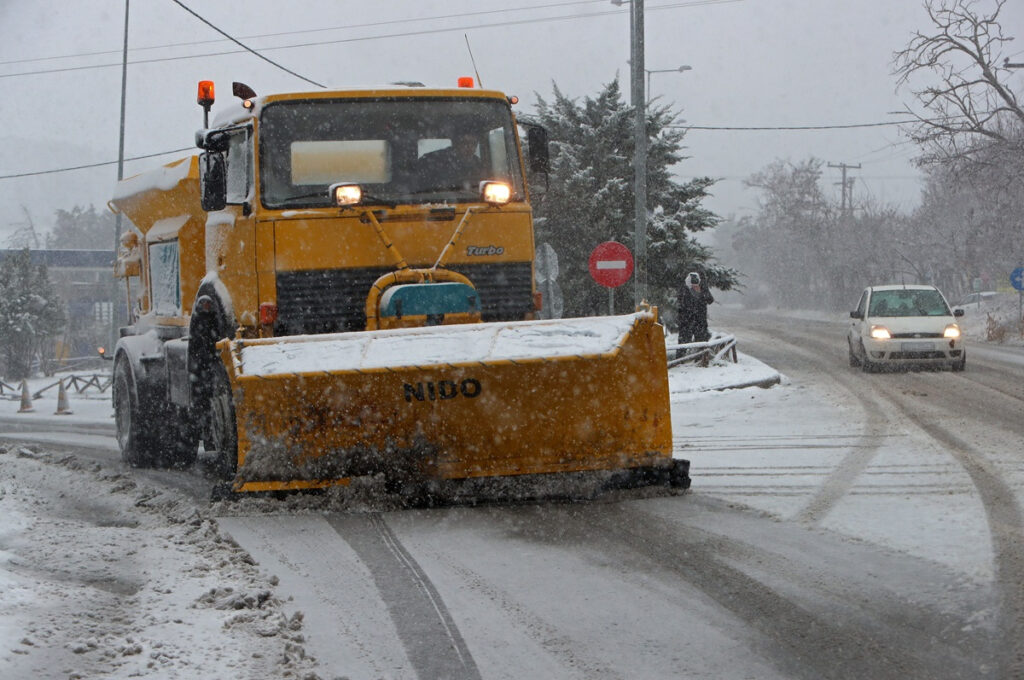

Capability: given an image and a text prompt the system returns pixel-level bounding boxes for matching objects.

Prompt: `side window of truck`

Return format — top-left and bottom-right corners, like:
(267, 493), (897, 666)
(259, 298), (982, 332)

(226, 128), (252, 204)
(149, 240), (181, 316)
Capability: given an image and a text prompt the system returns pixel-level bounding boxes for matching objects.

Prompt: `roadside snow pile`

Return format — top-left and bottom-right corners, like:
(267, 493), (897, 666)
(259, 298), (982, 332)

(667, 350), (782, 395)
(0, 443), (321, 680)
(954, 293), (1024, 345)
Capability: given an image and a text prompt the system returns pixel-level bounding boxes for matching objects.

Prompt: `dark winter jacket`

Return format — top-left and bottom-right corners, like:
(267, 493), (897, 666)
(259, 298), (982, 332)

(676, 284), (714, 343)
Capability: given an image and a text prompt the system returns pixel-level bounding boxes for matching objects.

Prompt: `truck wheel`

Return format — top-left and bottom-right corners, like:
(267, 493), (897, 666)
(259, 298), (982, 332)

(162, 406), (199, 469)
(208, 363), (239, 479)
(113, 356), (161, 467)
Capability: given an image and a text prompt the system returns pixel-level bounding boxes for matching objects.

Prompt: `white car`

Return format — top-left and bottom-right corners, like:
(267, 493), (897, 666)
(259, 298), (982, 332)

(848, 284), (965, 372)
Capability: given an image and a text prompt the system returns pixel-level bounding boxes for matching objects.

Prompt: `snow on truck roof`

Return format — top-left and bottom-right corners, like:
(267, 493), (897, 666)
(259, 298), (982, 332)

(237, 313), (651, 377)
(210, 86), (512, 127)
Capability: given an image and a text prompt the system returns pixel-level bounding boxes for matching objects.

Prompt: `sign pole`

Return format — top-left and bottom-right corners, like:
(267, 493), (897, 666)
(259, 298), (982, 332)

(609, 288), (614, 316)
(1011, 266), (1024, 326)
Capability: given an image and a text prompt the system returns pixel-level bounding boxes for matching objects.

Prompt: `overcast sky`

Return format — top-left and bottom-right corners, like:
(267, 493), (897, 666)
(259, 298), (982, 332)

(2, 0), (1022, 246)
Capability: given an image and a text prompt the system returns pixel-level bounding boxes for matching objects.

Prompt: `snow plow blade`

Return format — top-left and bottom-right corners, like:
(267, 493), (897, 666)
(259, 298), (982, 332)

(220, 310), (685, 495)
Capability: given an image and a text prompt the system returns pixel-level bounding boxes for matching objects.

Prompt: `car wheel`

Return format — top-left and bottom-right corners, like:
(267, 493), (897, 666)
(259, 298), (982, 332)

(952, 352), (966, 372)
(848, 340), (861, 367)
(858, 343), (876, 373)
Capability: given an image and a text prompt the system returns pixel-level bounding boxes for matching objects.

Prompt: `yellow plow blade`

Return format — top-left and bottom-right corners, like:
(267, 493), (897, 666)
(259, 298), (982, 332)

(221, 311), (682, 494)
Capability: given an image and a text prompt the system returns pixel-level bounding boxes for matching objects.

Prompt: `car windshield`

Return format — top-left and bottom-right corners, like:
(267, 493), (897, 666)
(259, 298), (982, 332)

(868, 289), (950, 317)
(259, 97), (524, 208)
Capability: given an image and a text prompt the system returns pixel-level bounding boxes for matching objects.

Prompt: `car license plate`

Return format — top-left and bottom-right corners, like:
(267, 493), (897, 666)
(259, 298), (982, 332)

(901, 341), (935, 352)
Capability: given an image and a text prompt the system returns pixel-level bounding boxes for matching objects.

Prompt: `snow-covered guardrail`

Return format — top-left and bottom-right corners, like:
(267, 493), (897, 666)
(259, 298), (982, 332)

(665, 331), (737, 369)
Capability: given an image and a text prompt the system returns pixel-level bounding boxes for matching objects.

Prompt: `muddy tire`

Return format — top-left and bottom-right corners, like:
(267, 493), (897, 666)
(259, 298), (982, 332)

(163, 407), (199, 469)
(114, 356), (199, 469)
(207, 362), (239, 480)
(113, 356), (162, 467)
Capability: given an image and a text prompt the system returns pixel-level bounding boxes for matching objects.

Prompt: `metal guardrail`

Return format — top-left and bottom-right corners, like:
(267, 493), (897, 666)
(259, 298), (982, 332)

(0, 372), (113, 400)
(30, 373), (112, 399)
(666, 332), (738, 368)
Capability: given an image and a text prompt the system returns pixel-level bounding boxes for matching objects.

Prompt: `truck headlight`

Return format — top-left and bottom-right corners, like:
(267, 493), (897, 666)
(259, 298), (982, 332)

(330, 183), (362, 206)
(869, 325), (891, 340)
(943, 324), (961, 339)
(480, 181), (511, 205)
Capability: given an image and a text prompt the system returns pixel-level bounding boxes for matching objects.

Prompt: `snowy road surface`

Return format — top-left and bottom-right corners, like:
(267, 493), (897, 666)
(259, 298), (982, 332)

(2, 307), (1023, 678)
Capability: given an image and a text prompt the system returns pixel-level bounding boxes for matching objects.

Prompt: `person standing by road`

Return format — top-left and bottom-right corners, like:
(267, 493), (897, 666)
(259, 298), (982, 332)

(677, 271), (714, 345)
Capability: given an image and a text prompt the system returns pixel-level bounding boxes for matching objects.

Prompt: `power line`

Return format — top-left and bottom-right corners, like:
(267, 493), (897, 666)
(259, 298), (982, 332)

(675, 120), (919, 131)
(0, 0), (743, 80)
(0, 148), (194, 180)
(168, 0), (324, 88)
(0, 0), (612, 67)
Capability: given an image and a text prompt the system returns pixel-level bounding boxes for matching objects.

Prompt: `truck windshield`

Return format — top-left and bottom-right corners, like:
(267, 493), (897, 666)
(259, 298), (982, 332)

(259, 97), (525, 208)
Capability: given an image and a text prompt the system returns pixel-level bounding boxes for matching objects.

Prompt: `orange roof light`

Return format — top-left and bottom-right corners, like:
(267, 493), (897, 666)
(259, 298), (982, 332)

(457, 76), (474, 88)
(197, 80), (215, 107)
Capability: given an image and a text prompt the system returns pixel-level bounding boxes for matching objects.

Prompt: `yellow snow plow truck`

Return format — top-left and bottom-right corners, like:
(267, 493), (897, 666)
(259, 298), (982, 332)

(109, 79), (688, 498)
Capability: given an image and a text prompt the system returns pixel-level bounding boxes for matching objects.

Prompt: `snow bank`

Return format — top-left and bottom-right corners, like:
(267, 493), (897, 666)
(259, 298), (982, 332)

(0, 443), (320, 679)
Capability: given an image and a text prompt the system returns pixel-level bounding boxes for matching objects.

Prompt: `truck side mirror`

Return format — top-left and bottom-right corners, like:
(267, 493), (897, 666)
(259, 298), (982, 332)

(526, 126), (550, 174)
(199, 152), (227, 212)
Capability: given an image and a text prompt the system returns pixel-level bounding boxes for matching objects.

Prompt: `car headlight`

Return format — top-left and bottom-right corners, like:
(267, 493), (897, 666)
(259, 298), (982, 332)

(943, 324), (961, 339)
(869, 325), (891, 340)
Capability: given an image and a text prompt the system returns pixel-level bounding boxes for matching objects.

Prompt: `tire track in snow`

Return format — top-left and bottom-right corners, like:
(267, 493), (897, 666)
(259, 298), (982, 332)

(725, 311), (1024, 678)
(719, 321), (889, 524)
(326, 514), (482, 680)
(507, 500), (975, 680)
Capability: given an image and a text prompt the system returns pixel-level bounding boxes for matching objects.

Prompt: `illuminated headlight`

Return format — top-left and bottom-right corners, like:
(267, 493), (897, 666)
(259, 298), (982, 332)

(480, 181), (512, 205)
(869, 325), (891, 340)
(330, 183), (362, 206)
(943, 324), (961, 339)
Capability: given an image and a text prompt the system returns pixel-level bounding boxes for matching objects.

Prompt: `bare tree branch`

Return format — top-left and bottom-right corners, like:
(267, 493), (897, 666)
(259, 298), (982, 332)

(893, 0), (1023, 165)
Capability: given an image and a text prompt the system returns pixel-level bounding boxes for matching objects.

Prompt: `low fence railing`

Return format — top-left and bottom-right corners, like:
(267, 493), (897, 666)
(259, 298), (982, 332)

(1, 372), (112, 400)
(666, 331), (737, 369)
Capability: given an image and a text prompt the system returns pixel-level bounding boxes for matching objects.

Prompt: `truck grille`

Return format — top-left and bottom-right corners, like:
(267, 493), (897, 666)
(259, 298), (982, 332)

(275, 262), (534, 335)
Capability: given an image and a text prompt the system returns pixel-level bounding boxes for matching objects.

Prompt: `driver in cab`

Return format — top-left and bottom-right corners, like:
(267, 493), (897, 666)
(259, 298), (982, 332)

(414, 132), (487, 191)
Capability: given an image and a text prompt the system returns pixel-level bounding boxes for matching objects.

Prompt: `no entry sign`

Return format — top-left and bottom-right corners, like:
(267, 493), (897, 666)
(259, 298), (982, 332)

(589, 241), (634, 288)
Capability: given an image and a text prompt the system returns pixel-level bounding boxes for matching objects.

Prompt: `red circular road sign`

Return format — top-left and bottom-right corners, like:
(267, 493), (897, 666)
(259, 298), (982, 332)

(588, 241), (634, 288)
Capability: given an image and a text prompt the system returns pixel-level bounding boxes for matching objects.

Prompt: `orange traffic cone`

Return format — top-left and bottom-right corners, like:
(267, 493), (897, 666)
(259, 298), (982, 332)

(17, 380), (34, 413)
(54, 378), (72, 415)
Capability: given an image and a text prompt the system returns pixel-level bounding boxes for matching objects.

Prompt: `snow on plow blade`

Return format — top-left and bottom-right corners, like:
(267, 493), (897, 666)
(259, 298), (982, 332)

(220, 311), (682, 494)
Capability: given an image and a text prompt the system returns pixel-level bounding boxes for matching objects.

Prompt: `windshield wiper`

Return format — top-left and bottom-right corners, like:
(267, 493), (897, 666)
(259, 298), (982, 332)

(275, 190), (398, 208)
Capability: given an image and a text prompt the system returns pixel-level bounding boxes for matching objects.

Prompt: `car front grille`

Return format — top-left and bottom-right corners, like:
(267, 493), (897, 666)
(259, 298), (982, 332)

(890, 332), (943, 339)
(275, 262), (534, 335)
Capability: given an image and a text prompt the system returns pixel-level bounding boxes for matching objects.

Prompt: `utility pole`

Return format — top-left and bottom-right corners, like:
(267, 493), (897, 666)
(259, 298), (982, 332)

(631, 0), (646, 307)
(112, 0), (129, 351)
(828, 162), (860, 216)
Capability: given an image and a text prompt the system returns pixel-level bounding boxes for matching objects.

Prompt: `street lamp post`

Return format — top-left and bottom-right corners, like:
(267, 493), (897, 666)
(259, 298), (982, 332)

(646, 65), (692, 101)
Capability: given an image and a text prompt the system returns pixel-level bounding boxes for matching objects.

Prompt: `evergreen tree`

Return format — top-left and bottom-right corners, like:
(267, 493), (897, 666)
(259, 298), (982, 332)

(45, 205), (116, 250)
(0, 249), (66, 380)
(530, 79), (738, 320)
